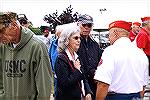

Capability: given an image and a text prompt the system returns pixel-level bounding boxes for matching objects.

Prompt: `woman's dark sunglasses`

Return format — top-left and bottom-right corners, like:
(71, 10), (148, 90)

(82, 23), (93, 28)
(73, 36), (81, 40)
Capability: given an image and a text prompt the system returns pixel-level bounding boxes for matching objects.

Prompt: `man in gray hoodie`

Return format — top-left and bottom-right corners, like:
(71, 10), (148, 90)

(0, 12), (53, 100)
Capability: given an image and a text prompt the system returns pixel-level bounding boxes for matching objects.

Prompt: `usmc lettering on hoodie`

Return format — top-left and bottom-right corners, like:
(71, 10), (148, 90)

(5, 60), (26, 78)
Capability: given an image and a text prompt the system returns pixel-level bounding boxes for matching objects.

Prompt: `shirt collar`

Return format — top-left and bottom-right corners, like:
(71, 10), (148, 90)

(114, 37), (131, 46)
(65, 48), (78, 62)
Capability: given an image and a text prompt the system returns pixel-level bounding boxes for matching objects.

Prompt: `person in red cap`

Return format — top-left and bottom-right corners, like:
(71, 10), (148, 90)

(94, 20), (149, 100)
(34, 26), (51, 48)
(129, 22), (141, 42)
(135, 16), (150, 76)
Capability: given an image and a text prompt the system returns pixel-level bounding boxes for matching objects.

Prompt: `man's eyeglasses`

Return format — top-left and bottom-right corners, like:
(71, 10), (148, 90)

(82, 23), (93, 28)
(73, 36), (81, 40)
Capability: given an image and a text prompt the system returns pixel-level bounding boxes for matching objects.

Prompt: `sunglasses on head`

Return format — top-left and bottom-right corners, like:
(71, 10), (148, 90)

(82, 23), (93, 28)
(73, 36), (81, 40)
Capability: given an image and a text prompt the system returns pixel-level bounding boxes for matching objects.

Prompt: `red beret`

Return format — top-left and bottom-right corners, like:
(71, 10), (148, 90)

(133, 22), (141, 27)
(141, 17), (150, 22)
(44, 29), (49, 33)
(109, 20), (132, 32)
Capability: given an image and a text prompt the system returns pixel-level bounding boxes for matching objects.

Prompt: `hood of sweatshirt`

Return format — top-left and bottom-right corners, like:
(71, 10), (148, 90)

(6, 27), (34, 51)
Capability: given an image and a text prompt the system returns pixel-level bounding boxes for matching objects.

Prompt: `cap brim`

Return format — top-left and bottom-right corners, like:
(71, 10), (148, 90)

(79, 20), (93, 24)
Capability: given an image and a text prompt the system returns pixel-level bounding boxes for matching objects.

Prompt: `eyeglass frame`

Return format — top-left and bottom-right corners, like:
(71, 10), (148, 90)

(81, 23), (93, 28)
(72, 36), (81, 40)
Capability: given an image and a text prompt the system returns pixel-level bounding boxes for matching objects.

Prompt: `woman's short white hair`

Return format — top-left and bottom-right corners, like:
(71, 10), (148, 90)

(58, 23), (80, 52)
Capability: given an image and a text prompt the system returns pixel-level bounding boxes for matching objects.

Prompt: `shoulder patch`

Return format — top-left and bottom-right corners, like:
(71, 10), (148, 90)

(98, 59), (103, 66)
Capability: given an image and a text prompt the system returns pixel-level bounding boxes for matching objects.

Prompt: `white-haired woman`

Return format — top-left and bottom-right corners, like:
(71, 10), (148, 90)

(55, 25), (92, 100)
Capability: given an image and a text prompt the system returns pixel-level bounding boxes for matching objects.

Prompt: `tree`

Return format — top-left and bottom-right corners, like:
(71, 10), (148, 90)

(43, 5), (79, 34)
(29, 26), (42, 35)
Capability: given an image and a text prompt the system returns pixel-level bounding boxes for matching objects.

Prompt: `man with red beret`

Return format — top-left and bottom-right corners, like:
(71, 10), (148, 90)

(136, 17), (150, 76)
(129, 22), (141, 42)
(94, 20), (149, 100)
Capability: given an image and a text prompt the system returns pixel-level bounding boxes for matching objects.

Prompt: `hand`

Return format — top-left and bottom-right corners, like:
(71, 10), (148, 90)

(140, 90), (144, 98)
(73, 59), (81, 71)
(85, 94), (92, 100)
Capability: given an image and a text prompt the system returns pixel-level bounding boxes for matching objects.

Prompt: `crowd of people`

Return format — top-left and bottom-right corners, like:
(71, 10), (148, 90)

(0, 11), (150, 100)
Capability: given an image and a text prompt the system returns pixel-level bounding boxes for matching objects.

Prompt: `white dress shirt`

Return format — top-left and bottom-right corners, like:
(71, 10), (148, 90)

(94, 37), (149, 93)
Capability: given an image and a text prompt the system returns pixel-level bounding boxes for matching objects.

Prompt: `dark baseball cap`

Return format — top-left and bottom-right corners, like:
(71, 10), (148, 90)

(78, 14), (93, 24)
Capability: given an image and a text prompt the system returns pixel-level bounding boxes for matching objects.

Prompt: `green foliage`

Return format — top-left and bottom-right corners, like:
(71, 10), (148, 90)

(29, 25), (42, 35)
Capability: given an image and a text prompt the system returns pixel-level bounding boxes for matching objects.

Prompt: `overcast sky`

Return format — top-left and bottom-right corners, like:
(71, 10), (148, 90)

(1, 0), (150, 28)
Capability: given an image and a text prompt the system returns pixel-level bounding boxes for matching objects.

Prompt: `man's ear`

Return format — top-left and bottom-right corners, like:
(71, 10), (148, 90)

(114, 31), (120, 38)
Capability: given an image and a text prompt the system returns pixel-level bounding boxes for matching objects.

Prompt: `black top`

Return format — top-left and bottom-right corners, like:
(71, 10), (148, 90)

(77, 36), (103, 100)
(77, 36), (103, 79)
(55, 51), (92, 100)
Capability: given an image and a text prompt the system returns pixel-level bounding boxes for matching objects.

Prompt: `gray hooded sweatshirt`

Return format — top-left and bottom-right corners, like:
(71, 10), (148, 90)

(0, 27), (53, 100)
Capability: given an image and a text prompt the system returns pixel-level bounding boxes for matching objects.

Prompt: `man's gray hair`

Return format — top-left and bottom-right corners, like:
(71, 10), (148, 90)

(55, 25), (63, 34)
(58, 23), (80, 52)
